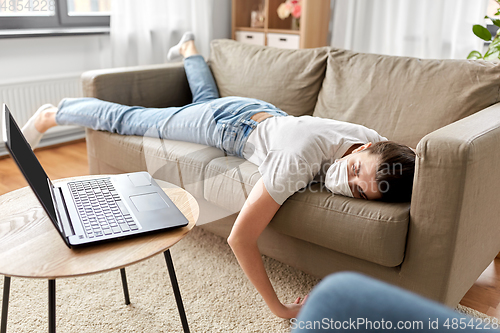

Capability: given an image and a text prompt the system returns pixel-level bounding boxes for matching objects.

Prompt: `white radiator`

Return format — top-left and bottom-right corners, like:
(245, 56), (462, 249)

(0, 73), (86, 155)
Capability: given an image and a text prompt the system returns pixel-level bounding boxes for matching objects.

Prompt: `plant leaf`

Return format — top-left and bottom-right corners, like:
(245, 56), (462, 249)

(467, 50), (483, 60)
(484, 42), (500, 59)
(486, 15), (500, 28)
(473, 24), (492, 41)
(484, 49), (500, 61)
(491, 36), (500, 47)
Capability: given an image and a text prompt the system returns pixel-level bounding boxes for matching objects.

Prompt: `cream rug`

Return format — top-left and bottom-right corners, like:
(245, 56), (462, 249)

(0, 227), (494, 332)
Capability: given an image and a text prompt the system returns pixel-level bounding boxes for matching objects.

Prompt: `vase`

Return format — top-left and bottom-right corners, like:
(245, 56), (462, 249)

(291, 17), (300, 31)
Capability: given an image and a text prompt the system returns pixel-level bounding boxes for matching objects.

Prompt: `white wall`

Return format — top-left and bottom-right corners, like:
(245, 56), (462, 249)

(0, 0), (231, 83)
(0, 2), (232, 150)
(0, 34), (111, 83)
(0, 34), (113, 152)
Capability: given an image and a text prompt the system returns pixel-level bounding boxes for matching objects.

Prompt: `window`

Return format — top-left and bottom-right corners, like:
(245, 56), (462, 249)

(60, 0), (110, 26)
(0, 0), (110, 30)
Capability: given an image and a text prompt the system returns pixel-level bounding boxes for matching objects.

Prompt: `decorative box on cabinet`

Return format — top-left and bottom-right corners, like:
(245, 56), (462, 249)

(267, 33), (300, 49)
(232, 0), (330, 50)
(235, 31), (266, 46)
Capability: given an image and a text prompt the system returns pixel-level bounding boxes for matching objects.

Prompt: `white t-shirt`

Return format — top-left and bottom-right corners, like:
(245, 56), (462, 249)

(242, 116), (387, 205)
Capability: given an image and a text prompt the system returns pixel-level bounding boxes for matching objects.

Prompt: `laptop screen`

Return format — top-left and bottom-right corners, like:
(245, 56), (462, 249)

(2, 104), (58, 223)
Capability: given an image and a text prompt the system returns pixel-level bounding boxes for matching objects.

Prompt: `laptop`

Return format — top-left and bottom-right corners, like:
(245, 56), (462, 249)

(2, 104), (189, 248)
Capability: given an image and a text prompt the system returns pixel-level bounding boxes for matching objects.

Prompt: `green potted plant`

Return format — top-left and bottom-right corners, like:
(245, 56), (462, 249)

(468, 0), (500, 61)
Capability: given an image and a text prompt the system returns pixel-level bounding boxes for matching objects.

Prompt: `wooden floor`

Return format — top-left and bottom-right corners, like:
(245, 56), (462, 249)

(461, 259), (500, 318)
(0, 140), (89, 195)
(0, 140), (499, 318)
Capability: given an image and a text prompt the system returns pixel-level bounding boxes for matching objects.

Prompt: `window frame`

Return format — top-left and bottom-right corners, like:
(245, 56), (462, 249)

(0, 0), (110, 30)
(58, 0), (109, 27)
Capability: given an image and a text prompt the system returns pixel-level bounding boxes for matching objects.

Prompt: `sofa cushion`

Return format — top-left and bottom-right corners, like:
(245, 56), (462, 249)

(203, 155), (410, 267)
(204, 156), (262, 213)
(86, 129), (148, 173)
(272, 184), (410, 267)
(209, 39), (329, 117)
(314, 49), (500, 148)
(86, 129), (225, 198)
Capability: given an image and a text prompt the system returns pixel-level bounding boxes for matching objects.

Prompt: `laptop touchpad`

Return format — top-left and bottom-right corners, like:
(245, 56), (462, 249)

(128, 173), (151, 187)
(129, 193), (169, 212)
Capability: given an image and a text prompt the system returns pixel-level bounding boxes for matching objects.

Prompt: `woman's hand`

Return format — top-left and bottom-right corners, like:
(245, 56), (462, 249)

(274, 295), (309, 319)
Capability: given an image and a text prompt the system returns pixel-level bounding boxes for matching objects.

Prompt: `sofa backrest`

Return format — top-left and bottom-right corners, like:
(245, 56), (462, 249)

(209, 39), (329, 117)
(313, 49), (500, 148)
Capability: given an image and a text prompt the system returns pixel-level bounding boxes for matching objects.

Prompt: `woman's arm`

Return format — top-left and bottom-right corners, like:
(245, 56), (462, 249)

(227, 178), (305, 318)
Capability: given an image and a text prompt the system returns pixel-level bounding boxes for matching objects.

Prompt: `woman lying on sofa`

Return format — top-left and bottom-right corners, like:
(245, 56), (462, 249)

(22, 33), (416, 319)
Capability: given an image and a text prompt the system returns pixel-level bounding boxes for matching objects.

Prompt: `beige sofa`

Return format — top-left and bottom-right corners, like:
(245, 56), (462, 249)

(82, 39), (500, 307)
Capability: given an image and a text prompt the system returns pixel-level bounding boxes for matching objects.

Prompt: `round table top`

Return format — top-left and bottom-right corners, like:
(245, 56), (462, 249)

(0, 176), (199, 279)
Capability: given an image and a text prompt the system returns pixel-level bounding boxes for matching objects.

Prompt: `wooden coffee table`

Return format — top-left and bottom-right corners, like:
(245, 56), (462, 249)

(0, 176), (198, 333)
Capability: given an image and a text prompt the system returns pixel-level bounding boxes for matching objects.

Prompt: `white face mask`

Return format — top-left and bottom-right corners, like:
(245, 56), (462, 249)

(325, 158), (354, 198)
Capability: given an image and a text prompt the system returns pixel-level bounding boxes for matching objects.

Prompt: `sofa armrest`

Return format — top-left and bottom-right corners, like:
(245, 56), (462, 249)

(81, 62), (192, 107)
(401, 102), (500, 306)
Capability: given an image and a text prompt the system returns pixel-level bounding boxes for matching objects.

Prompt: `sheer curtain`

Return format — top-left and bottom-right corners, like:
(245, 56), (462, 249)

(110, 0), (214, 67)
(331, 0), (489, 59)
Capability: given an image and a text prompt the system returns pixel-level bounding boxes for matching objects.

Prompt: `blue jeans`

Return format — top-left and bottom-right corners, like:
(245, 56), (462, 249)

(293, 272), (497, 332)
(56, 55), (287, 157)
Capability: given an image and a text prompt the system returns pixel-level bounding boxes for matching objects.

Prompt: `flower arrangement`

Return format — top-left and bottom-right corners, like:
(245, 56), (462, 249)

(277, 0), (302, 20)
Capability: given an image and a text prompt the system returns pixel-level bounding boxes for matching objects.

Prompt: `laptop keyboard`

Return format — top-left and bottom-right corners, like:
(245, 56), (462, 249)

(68, 178), (140, 238)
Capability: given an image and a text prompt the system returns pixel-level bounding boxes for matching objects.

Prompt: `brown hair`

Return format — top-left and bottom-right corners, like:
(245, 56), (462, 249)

(366, 141), (416, 203)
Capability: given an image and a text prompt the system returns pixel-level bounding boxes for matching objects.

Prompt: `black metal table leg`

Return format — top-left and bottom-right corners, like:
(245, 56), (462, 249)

(164, 250), (189, 333)
(1, 276), (11, 333)
(48, 280), (55, 333)
(120, 268), (131, 305)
